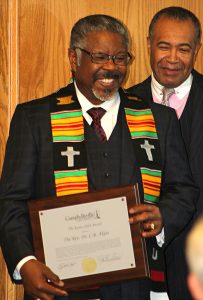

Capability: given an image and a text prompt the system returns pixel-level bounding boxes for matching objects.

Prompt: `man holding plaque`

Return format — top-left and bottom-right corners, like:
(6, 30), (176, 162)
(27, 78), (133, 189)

(0, 14), (198, 300)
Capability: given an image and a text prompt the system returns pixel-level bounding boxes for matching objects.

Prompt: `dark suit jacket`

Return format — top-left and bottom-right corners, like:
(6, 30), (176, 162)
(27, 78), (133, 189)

(0, 83), (198, 300)
(127, 70), (203, 300)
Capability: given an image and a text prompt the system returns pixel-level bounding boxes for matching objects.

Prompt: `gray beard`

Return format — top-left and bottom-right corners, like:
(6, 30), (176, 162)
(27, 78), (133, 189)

(92, 87), (118, 102)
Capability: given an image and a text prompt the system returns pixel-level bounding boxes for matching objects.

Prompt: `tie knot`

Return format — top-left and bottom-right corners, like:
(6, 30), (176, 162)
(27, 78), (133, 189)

(87, 107), (106, 123)
(162, 87), (175, 106)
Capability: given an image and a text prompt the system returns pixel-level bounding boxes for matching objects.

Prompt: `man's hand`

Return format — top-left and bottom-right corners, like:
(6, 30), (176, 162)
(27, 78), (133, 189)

(20, 259), (68, 300)
(129, 204), (163, 237)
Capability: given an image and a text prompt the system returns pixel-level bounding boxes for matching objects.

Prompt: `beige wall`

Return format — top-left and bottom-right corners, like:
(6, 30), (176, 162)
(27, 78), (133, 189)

(17, 0), (203, 102)
(0, 0), (203, 299)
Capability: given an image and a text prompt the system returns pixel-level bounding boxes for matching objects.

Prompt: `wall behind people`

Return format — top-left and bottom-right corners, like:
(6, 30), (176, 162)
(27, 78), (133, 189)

(0, 1), (203, 299)
(10, 0), (203, 104)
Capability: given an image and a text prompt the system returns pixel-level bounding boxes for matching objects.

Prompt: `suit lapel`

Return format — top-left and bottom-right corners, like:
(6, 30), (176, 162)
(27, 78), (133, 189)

(28, 99), (56, 197)
(185, 80), (203, 159)
(120, 110), (138, 186)
(132, 76), (153, 103)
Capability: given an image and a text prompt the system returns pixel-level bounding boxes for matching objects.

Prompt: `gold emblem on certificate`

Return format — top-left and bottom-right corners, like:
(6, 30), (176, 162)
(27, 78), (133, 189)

(82, 257), (97, 273)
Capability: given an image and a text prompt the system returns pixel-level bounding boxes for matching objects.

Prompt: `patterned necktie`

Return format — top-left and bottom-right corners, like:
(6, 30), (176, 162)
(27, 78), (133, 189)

(87, 107), (107, 143)
(161, 87), (175, 106)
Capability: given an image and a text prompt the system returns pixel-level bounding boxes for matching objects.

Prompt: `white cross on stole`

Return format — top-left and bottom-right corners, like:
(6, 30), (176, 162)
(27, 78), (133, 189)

(61, 146), (80, 167)
(140, 140), (155, 161)
(152, 247), (158, 260)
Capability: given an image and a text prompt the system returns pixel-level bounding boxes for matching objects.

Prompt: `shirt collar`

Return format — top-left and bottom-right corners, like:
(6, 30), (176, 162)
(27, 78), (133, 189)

(74, 81), (119, 113)
(151, 73), (193, 100)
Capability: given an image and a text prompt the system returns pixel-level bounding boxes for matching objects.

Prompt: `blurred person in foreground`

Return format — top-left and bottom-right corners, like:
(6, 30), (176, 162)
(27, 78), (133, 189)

(186, 216), (203, 300)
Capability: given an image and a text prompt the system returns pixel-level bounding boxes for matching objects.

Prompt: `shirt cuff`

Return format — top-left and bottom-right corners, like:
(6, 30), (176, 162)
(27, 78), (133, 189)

(156, 227), (165, 247)
(13, 256), (36, 280)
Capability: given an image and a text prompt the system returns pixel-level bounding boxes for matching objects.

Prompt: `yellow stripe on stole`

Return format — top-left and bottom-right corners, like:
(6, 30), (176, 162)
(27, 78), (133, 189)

(52, 129), (84, 136)
(57, 189), (87, 196)
(55, 176), (88, 184)
(141, 174), (161, 183)
(51, 116), (83, 124)
(126, 115), (155, 121)
(144, 187), (160, 197)
(128, 126), (156, 132)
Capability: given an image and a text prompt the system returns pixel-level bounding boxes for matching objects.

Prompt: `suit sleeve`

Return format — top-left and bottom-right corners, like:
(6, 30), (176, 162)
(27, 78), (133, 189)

(0, 104), (37, 280)
(156, 107), (199, 244)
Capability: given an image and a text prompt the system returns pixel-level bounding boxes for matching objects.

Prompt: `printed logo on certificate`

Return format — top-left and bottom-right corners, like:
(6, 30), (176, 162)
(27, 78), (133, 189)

(28, 185), (150, 290)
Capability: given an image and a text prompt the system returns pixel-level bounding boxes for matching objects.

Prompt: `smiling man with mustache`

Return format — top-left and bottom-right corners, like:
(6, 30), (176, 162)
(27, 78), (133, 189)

(148, 12), (200, 90)
(69, 31), (127, 104)
(0, 13), (198, 300)
(127, 6), (203, 300)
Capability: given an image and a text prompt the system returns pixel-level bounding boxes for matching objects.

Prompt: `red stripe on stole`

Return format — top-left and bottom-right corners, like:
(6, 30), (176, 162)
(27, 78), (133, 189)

(128, 121), (155, 127)
(151, 270), (165, 282)
(127, 119), (155, 123)
(143, 181), (160, 190)
(57, 183), (88, 191)
(52, 124), (83, 130)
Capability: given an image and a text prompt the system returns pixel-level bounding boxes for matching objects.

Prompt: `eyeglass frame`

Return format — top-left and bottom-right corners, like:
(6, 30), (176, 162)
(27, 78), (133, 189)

(74, 47), (132, 66)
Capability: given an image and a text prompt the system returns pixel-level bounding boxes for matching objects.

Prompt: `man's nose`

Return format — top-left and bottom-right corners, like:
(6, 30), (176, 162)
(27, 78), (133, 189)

(103, 57), (118, 69)
(104, 55), (117, 69)
(166, 49), (179, 63)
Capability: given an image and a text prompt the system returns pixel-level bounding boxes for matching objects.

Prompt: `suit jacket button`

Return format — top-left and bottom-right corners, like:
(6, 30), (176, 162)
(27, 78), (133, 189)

(103, 152), (108, 158)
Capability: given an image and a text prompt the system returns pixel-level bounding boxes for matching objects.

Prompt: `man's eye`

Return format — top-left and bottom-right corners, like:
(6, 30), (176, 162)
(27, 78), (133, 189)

(158, 46), (170, 50)
(94, 54), (107, 61)
(115, 56), (126, 61)
(179, 48), (191, 53)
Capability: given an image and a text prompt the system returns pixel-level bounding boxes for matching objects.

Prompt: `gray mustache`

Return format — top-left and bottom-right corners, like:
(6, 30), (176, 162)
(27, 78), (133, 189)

(94, 71), (122, 80)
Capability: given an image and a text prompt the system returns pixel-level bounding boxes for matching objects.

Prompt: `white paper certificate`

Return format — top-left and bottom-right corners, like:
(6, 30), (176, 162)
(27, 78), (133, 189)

(39, 196), (135, 279)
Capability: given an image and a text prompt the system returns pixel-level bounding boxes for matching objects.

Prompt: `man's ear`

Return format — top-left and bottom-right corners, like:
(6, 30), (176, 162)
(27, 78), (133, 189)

(147, 36), (151, 55)
(68, 48), (77, 73)
(188, 272), (203, 300)
(194, 42), (202, 60)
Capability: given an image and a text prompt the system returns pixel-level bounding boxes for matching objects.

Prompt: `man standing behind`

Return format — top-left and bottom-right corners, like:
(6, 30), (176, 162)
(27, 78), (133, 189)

(127, 6), (202, 300)
(0, 13), (197, 300)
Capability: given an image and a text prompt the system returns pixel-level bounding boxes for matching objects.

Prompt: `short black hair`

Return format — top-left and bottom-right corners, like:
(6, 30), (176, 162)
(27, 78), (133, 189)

(149, 6), (201, 44)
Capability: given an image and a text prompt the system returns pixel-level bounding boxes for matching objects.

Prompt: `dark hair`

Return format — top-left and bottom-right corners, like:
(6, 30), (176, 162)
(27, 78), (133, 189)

(70, 14), (129, 49)
(149, 6), (202, 44)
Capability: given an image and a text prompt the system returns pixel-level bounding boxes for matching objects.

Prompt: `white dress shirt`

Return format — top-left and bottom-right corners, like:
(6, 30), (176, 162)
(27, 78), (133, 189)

(151, 73), (192, 119)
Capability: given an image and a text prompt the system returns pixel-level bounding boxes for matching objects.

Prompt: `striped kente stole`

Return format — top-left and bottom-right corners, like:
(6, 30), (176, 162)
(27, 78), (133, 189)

(50, 91), (162, 204)
(51, 109), (88, 196)
(125, 104), (162, 203)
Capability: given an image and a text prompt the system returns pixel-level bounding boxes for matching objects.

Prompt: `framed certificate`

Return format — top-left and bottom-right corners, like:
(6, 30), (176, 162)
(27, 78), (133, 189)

(28, 184), (150, 290)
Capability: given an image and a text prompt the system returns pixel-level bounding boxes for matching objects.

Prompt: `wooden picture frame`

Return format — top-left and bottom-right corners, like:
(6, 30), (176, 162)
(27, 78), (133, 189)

(28, 184), (150, 290)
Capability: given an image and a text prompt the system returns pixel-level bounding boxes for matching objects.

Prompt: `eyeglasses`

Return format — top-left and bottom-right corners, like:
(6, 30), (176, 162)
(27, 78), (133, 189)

(75, 47), (132, 66)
